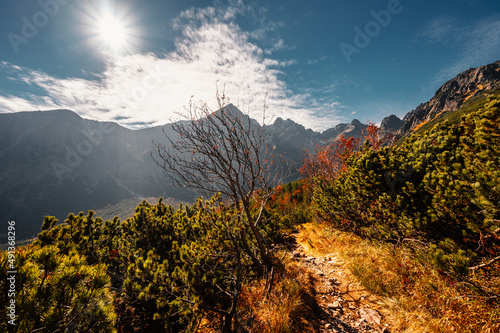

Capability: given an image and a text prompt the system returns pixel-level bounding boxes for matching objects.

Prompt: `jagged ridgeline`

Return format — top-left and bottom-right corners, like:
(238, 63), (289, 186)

(396, 60), (500, 139)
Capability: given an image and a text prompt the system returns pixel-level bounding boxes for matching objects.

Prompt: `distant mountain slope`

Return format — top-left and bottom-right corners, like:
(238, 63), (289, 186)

(0, 110), (192, 240)
(266, 115), (404, 164)
(397, 60), (500, 138)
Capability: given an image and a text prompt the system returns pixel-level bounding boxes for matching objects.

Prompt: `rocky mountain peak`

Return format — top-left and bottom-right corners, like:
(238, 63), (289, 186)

(380, 114), (404, 132)
(397, 60), (500, 138)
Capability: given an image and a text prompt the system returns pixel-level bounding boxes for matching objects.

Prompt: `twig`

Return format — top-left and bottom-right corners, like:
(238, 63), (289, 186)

(469, 255), (500, 271)
(265, 266), (275, 299)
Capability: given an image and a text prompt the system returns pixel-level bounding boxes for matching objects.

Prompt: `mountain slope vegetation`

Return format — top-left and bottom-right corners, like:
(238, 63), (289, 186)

(312, 93), (500, 266)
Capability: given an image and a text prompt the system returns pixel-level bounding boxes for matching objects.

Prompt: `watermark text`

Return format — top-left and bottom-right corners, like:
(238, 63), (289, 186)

(6, 220), (16, 326)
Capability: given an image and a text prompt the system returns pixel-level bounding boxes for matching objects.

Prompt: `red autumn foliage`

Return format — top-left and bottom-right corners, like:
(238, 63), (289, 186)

(299, 122), (394, 182)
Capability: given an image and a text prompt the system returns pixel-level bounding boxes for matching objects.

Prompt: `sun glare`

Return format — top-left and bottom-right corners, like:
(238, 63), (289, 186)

(83, 2), (138, 56)
(98, 15), (127, 50)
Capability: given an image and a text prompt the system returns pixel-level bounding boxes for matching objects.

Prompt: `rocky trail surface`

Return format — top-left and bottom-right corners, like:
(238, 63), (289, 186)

(289, 232), (393, 333)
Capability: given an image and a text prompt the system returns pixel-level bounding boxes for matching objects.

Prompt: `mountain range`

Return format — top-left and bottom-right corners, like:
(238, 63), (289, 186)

(1, 60), (499, 241)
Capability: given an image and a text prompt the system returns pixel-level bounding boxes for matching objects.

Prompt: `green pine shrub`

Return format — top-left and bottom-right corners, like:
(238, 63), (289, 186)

(312, 95), (500, 279)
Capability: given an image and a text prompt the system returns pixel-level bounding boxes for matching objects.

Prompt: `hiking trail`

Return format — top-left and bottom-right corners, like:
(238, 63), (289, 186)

(289, 224), (393, 333)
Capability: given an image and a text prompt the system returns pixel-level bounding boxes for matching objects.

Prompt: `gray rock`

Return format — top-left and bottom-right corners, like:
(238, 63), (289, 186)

(358, 307), (382, 326)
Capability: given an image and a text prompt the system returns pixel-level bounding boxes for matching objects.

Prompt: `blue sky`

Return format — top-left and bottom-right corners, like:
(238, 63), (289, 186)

(0, 0), (499, 131)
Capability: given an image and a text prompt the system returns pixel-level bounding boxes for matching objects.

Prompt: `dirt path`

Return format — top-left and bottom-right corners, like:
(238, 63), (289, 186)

(289, 231), (393, 333)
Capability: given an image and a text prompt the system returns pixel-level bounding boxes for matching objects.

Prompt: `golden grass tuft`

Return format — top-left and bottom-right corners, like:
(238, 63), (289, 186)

(296, 221), (500, 333)
(237, 259), (318, 333)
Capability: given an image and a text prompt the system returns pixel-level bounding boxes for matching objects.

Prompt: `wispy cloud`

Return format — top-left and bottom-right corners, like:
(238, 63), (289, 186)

(0, 94), (57, 112)
(0, 2), (342, 131)
(412, 16), (459, 45)
(435, 16), (500, 82)
(415, 15), (500, 87)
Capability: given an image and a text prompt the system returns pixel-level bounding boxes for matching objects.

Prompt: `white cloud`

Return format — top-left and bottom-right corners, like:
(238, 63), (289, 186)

(0, 2), (341, 131)
(0, 94), (57, 112)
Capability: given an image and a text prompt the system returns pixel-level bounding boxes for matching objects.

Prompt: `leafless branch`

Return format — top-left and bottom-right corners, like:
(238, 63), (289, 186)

(469, 255), (500, 271)
(151, 91), (283, 277)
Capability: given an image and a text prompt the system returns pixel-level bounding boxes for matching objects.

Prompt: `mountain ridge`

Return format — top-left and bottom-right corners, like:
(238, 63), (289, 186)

(396, 60), (500, 138)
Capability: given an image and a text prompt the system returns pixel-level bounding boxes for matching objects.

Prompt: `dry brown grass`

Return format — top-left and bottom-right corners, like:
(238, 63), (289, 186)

(296, 221), (500, 333)
(237, 259), (318, 333)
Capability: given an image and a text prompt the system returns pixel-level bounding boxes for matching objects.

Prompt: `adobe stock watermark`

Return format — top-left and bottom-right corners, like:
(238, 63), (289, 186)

(340, 0), (411, 64)
(6, 221), (17, 326)
(51, 63), (170, 184)
(7, 0), (73, 54)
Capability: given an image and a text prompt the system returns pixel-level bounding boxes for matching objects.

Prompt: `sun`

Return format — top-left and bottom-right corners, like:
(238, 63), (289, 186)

(97, 14), (128, 51)
(80, 2), (140, 55)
